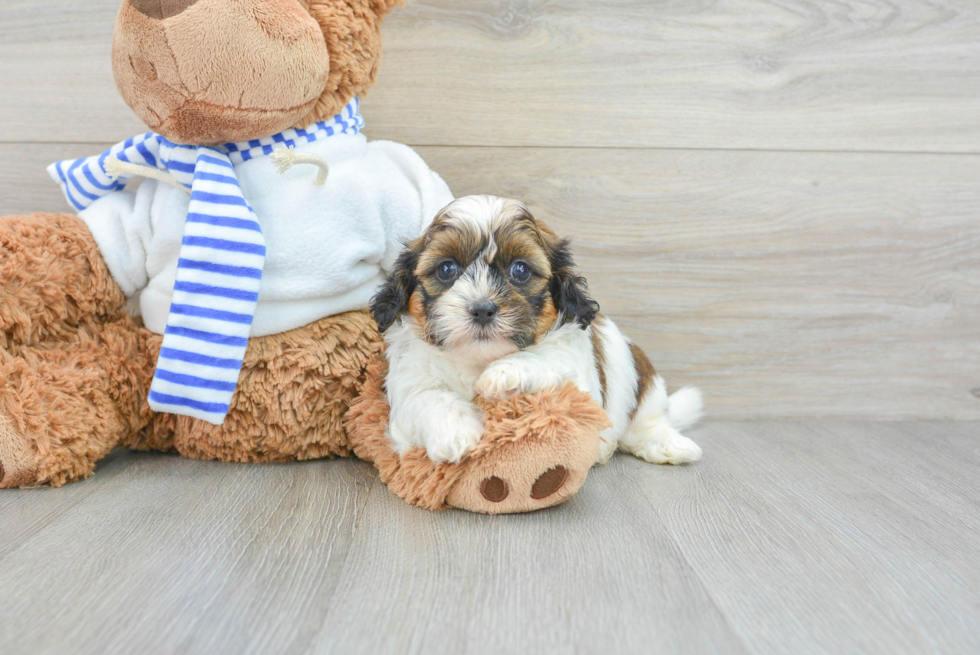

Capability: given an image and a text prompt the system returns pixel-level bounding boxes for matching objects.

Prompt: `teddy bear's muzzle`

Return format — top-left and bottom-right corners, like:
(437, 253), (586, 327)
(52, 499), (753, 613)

(112, 0), (331, 145)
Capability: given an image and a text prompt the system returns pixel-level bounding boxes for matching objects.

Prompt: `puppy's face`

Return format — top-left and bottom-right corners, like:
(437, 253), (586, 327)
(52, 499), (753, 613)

(372, 196), (598, 359)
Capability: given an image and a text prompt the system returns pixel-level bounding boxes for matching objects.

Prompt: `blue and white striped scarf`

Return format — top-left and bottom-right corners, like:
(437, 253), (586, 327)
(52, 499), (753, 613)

(49, 99), (365, 425)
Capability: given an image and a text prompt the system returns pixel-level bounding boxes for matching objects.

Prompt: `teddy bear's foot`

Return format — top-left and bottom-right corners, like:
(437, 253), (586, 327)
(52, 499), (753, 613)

(0, 412), (38, 488)
(442, 384), (610, 514)
(347, 360), (611, 514)
(444, 431), (593, 514)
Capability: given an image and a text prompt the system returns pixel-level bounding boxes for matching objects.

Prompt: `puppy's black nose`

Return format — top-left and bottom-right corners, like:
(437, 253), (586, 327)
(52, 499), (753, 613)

(469, 300), (498, 326)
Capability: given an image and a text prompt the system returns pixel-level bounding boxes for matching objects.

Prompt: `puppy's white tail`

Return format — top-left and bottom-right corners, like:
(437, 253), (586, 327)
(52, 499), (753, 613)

(667, 386), (703, 431)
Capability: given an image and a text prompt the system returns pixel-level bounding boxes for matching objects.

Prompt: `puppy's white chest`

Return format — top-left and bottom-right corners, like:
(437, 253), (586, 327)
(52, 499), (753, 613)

(448, 361), (488, 401)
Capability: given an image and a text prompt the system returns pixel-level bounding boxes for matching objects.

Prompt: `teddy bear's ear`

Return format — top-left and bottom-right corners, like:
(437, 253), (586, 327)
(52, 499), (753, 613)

(296, 0), (405, 128)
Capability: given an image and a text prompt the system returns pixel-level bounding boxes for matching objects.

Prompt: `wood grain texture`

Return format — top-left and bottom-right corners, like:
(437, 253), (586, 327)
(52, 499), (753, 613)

(0, 452), (378, 654)
(0, 449), (138, 561)
(421, 146), (980, 420)
(0, 423), (978, 654)
(306, 461), (744, 654)
(1, 0), (979, 151)
(629, 421), (980, 654)
(3, 142), (978, 419)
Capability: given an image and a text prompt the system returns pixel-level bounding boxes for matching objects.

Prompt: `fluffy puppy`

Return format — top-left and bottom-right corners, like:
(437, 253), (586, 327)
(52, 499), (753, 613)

(371, 195), (703, 465)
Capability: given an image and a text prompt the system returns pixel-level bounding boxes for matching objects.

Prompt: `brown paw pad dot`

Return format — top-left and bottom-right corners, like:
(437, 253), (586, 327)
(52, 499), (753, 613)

(531, 466), (568, 500)
(480, 476), (509, 503)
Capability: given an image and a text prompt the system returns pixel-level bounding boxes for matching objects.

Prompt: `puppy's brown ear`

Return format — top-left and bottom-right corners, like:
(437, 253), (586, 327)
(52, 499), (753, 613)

(371, 244), (419, 333)
(544, 231), (599, 329)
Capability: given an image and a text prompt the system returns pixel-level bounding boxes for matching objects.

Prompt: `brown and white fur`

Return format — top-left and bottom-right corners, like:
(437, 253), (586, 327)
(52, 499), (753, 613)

(370, 195), (703, 465)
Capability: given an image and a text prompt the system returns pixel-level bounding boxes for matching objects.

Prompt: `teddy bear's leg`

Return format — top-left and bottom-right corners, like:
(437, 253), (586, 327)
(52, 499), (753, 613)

(347, 361), (612, 514)
(0, 315), (158, 488)
(0, 212), (127, 351)
(139, 310), (383, 463)
(442, 385), (611, 514)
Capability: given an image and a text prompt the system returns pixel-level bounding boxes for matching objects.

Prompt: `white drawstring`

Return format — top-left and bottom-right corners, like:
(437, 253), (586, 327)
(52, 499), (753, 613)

(105, 149), (331, 191)
(270, 148), (330, 186)
(104, 155), (191, 194)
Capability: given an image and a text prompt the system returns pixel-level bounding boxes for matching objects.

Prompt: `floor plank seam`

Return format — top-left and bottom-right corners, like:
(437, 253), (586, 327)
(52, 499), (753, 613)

(298, 470), (380, 655)
(3, 140), (980, 158)
(0, 453), (141, 565)
(617, 457), (756, 655)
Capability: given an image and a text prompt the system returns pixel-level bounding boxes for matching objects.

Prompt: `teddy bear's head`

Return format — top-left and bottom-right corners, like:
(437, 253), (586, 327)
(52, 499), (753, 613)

(112, 0), (402, 146)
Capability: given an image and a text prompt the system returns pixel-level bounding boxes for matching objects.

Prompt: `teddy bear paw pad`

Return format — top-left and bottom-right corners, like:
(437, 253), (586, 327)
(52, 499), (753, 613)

(530, 465), (568, 500)
(478, 466), (569, 505)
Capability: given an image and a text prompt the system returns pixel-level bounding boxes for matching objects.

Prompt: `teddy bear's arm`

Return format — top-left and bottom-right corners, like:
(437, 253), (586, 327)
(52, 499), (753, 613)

(76, 183), (160, 299)
(0, 212), (130, 350)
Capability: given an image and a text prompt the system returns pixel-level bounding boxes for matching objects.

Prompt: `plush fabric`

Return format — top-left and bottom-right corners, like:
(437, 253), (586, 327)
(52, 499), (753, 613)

(0, 314), (157, 487)
(346, 360), (610, 514)
(129, 0), (202, 21)
(136, 309), (383, 465)
(297, 0), (404, 128)
(0, 212), (127, 351)
(0, 214), (159, 485)
(113, 0), (404, 146)
(0, 211), (384, 485)
(113, 0), (332, 146)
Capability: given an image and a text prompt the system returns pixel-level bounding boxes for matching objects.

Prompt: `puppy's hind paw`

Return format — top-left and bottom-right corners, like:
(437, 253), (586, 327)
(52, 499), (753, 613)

(637, 432), (703, 465)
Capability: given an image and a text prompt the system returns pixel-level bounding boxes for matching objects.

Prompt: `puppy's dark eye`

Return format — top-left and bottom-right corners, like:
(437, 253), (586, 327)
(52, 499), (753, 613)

(436, 260), (459, 283)
(509, 261), (531, 284)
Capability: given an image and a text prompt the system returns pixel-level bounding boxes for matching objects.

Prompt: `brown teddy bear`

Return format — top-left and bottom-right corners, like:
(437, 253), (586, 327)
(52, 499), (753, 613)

(0, 0), (609, 514)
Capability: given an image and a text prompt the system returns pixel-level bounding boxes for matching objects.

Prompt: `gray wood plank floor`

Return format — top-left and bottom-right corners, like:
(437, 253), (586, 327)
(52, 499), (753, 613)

(1, 421), (977, 655)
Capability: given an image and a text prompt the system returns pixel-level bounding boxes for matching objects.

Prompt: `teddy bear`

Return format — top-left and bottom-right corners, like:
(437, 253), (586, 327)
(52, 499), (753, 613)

(0, 0), (609, 514)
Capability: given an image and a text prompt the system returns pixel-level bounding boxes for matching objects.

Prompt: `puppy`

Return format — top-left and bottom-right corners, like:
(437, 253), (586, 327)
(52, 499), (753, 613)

(370, 195), (703, 466)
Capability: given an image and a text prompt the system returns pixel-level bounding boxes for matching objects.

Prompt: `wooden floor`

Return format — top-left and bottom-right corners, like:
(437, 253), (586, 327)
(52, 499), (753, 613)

(1, 421), (977, 654)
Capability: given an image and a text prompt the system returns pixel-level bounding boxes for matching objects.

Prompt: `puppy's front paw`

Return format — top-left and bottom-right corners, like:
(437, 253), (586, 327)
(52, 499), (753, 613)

(423, 402), (485, 464)
(475, 360), (530, 401)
